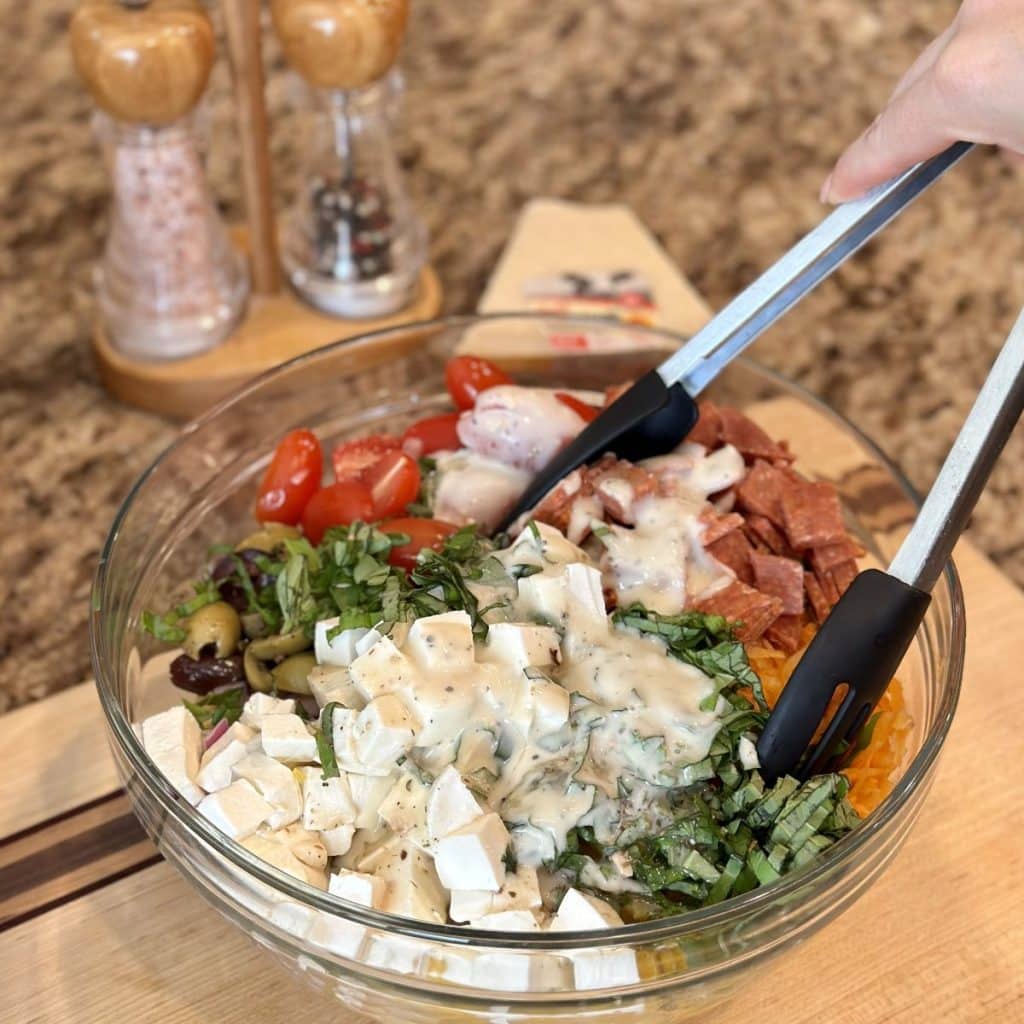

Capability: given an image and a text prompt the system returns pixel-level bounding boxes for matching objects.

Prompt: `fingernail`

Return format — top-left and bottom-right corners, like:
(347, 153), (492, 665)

(819, 172), (834, 204)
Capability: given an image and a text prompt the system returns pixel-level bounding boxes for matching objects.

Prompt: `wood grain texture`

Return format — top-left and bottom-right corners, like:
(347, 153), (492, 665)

(221, 0), (280, 295)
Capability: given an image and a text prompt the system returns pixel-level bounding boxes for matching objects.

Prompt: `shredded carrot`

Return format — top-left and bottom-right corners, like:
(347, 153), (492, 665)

(747, 624), (912, 817)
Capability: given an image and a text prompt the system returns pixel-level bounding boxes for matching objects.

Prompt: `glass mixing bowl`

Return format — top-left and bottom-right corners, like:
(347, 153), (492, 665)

(90, 315), (964, 1022)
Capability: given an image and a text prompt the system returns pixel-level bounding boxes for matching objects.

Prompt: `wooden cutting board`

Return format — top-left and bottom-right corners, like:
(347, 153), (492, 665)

(2, 398), (1023, 1024)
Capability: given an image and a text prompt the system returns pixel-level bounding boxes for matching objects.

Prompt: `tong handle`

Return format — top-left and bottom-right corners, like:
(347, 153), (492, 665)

(756, 569), (931, 783)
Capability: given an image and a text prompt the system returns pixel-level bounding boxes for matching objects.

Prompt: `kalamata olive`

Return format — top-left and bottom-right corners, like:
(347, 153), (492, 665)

(170, 653), (245, 695)
(213, 549), (275, 612)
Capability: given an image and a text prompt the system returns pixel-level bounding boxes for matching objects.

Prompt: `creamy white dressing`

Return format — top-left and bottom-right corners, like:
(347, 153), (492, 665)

(432, 450), (532, 532)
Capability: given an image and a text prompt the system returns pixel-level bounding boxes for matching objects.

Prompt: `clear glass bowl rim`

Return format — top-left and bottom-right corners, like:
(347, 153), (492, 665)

(89, 312), (965, 951)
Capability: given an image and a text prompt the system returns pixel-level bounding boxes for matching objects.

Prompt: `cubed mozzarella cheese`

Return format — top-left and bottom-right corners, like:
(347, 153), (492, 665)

(502, 521), (588, 568)
(454, 727), (499, 780)
(404, 610), (475, 674)
(377, 770), (431, 845)
(354, 694), (418, 769)
(269, 901), (317, 939)
(314, 620), (372, 667)
(197, 779), (271, 839)
(308, 665), (365, 710)
(426, 765), (483, 842)
(550, 887), (624, 931)
(364, 933), (428, 974)
(515, 572), (568, 623)
(141, 706), (204, 805)
(240, 693), (296, 730)
(299, 766), (356, 831)
(375, 843), (448, 925)
(434, 812), (509, 892)
(484, 623), (561, 673)
(260, 713), (318, 763)
(306, 913), (367, 958)
(341, 826), (401, 873)
(328, 868), (385, 908)
(738, 735), (760, 771)
(528, 677), (570, 734)
(564, 563), (609, 639)
(448, 867), (542, 922)
(329, 708), (388, 776)
(470, 909), (540, 932)
(509, 823), (557, 868)
(197, 722), (257, 792)
(349, 636), (420, 702)
(346, 772), (399, 830)
(319, 823), (355, 856)
(569, 949), (640, 989)
(241, 832), (327, 888)
(232, 752), (302, 829)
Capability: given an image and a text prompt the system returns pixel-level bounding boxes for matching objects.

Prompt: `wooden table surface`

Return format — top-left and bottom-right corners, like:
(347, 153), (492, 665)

(2, 405), (1023, 1023)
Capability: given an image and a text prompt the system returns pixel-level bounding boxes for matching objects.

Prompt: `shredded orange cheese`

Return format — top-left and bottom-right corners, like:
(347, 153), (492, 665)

(747, 624), (912, 817)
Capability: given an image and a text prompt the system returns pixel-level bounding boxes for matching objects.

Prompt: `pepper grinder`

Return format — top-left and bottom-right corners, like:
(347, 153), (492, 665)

(271, 0), (427, 318)
(71, 0), (249, 360)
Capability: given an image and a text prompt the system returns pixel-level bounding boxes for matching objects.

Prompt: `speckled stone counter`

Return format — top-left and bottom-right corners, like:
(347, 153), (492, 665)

(3, 0), (1022, 710)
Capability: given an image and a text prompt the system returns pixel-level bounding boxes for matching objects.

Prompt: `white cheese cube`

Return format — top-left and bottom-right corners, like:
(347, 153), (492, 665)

(404, 610), (475, 673)
(328, 868), (385, 908)
(529, 677), (570, 734)
(469, 951), (573, 993)
(319, 823), (355, 856)
(516, 572), (568, 623)
(509, 823), (557, 868)
(299, 766), (356, 831)
(448, 868), (542, 922)
(375, 843), (448, 924)
(454, 727), (499, 779)
(342, 826), (401, 872)
(232, 752), (302, 829)
(550, 888), (624, 931)
(354, 694), (418, 769)
(504, 521), (588, 567)
(141, 706), (204, 805)
(738, 735), (760, 771)
(197, 779), (271, 839)
(269, 901), (316, 939)
(307, 913), (367, 958)
(314, 620), (371, 667)
(378, 770), (431, 845)
(427, 765), (483, 842)
(355, 627), (385, 657)
(484, 623), (561, 673)
(564, 563), (609, 638)
(349, 636), (421, 702)
(569, 948), (640, 990)
(434, 812), (509, 893)
(197, 722), (257, 793)
(241, 832), (327, 888)
(260, 713), (318, 763)
(240, 692), (296, 730)
(329, 708), (390, 777)
(308, 665), (365, 710)
(346, 772), (399, 830)
(470, 909), (540, 932)
(364, 933), (427, 974)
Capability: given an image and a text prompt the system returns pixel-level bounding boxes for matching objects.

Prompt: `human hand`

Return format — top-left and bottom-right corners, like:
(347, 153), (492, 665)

(821, 0), (1024, 203)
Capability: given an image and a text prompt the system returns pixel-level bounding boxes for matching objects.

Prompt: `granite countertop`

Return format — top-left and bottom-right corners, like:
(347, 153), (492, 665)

(3, 0), (1022, 712)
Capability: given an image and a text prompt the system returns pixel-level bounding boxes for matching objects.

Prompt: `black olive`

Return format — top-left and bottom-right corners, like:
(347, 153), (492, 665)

(169, 653), (245, 695)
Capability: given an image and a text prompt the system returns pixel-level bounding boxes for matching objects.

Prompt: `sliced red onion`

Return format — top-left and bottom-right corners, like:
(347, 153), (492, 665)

(204, 718), (230, 750)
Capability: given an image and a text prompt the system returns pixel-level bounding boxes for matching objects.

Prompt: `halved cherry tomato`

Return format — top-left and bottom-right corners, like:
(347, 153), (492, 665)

(301, 481), (375, 544)
(331, 435), (400, 482)
(444, 355), (512, 410)
(378, 517), (459, 570)
(364, 450), (421, 519)
(401, 412), (462, 458)
(555, 392), (600, 423)
(255, 429), (323, 525)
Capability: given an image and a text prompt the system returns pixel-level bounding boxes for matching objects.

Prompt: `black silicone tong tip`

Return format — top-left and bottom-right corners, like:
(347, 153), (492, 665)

(496, 371), (700, 533)
(756, 569), (931, 784)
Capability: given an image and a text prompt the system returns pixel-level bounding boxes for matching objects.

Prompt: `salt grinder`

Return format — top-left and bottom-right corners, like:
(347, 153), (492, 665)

(271, 0), (426, 317)
(71, 0), (249, 360)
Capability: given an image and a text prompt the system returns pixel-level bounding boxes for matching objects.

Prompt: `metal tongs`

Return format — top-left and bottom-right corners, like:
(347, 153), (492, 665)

(497, 141), (973, 531)
(757, 304), (1024, 782)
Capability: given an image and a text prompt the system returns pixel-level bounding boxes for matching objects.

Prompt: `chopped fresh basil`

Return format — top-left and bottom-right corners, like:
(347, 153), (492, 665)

(317, 702), (341, 779)
(183, 686), (246, 731)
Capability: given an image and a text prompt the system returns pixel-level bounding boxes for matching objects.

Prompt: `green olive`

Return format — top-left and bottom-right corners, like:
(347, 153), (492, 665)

(271, 652), (317, 695)
(235, 523), (300, 554)
(247, 630), (310, 660)
(240, 611), (270, 640)
(183, 601), (241, 660)
(243, 645), (274, 692)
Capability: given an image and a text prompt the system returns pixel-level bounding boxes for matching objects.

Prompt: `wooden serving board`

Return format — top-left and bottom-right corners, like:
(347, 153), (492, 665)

(2, 401), (1023, 1023)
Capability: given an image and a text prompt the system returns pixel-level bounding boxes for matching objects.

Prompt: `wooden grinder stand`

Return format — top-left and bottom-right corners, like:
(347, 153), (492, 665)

(91, 0), (441, 420)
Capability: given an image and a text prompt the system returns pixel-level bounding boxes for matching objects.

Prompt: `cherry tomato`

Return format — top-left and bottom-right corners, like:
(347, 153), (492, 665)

(401, 412), (462, 458)
(300, 481), (375, 544)
(444, 355), (513, 410)
(555, 392), (600, 423)
(378, 517), (459, 570)
(331, 435), (400, 482)
(364, 450), (421, 519)
(255, 429), (323, 525)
